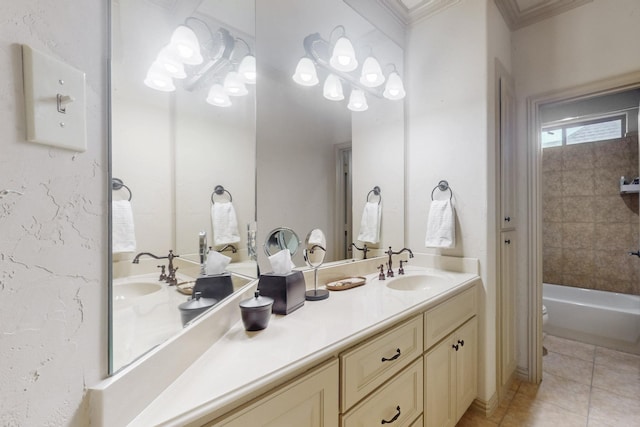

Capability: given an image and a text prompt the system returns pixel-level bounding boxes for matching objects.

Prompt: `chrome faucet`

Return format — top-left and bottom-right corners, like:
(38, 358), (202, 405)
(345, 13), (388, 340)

(199, 231), (208, 275)
(217, 244), (237, 254)
(350, 242), (369, 259)
(132, 250), (180, 285)
(385, 246), (414, 277)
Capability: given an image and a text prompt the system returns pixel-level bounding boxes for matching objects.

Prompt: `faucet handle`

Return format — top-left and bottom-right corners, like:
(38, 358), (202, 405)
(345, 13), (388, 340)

(386, 262), (394, 278)
(378, 264), (386, 281)
(398, 260), (406, 275)
(157, 265), (167, 281)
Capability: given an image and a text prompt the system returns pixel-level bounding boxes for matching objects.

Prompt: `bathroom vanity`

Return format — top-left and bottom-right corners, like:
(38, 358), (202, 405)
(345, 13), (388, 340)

(91, 255), (480, 427)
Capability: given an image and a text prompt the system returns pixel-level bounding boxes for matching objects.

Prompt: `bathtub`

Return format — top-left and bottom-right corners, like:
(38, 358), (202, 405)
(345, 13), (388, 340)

(543, 283), (640, 355)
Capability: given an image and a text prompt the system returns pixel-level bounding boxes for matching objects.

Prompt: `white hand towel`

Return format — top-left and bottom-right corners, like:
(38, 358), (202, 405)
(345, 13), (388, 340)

(269, 249), (296, 275)
(308, 229), (326, 248)
(112, 200), (136, 253)
(425, 199), (455, 248)
(211, 201), (241, 246)
(205, 250), (231, 275)
(357, 201), (381, 243)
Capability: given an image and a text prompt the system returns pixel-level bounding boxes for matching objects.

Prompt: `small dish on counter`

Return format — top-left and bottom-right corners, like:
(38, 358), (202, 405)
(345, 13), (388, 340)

(326, 276), (367, 291)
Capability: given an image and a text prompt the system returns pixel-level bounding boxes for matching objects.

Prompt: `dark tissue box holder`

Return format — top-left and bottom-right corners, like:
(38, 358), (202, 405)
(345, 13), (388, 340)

(257, 270), (306, 315)
(193, 273), (234, 301)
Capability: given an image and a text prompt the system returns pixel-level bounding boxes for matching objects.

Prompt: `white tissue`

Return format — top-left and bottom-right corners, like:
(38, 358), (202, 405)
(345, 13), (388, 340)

(205, 250), (231, 275)
(269, 249), (296, 275)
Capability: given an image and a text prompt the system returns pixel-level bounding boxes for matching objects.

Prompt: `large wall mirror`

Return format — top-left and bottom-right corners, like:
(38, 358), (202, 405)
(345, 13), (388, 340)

(109, 0), (405, 374)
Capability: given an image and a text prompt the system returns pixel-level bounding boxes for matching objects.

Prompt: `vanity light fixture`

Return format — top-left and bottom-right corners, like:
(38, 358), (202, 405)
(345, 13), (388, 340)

(206, 84), (232, 107)
(143, 18), (256, 107)
(292, 57), (319, 86)
(323, 74), (344, 101)
(347, 88), (368, 111)
(293, 28), (405, 111)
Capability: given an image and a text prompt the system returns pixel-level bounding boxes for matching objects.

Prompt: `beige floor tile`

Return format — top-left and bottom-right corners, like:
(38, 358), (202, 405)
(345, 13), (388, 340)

(594, 346), (640, 374)
(587, 386), (640, 427)
(543, 335), (596, 362)
(592, 362), (640, 399)
(543, 351), (594, 385)
(500, 393), (588, 427)
(456, 407), (499, 427)
(518, 372), (591, 417)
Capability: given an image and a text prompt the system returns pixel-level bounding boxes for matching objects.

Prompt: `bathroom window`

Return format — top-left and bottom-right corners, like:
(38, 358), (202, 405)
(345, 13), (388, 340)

(541, 114), (626, 148)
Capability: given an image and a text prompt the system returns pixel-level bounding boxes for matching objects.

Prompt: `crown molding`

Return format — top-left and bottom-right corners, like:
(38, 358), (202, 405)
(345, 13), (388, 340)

(378, 0), (460, 25)
(494, 0), (593, 31)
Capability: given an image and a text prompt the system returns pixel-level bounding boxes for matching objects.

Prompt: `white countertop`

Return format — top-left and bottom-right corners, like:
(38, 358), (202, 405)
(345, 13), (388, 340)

(128, 265), (479, 426)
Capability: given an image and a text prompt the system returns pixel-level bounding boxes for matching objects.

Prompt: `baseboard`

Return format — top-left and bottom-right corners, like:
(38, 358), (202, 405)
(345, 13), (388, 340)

(471, 391), (499, 417)
(516, 366), (529, 382)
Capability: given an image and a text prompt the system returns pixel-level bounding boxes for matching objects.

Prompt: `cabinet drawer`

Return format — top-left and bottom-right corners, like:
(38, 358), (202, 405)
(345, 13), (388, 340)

(424, 287), (476, 350)
(341, 358), (423, 427)
(340, 315), (423, 411)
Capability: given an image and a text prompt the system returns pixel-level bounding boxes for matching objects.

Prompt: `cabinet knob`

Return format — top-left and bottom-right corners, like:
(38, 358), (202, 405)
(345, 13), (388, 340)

(504, 216), (511, 222)
(504, 239), (511, 245)
(381, 348), (401, 362)
(381, 405), (401, 424)
(458, 339), (465, 347)
(452, 344), (459, 351)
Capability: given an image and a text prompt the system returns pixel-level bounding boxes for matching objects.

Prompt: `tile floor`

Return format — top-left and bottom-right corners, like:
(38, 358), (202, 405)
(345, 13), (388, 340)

(457, 335), (640, 427)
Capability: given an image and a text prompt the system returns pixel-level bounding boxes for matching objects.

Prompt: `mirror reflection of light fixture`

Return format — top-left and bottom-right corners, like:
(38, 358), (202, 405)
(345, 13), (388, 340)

(144, 62), (176, 92)
(323, 74), (344, 101)
(383, 71), (406, 100)
(206, 84), (232, 107)
(292, 57), (319, 86)
(293, 28), (405, 111)
(360, 56), (384, 88)
(330, 36), (358, 72)
(348, 88), (368, 112)
(224, 71), (248, 96)
(144, 17), (256, 107)
(166, 25), (203, 65)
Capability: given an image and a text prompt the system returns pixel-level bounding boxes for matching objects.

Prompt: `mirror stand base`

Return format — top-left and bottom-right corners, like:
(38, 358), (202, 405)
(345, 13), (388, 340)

(305, 289), (329, 301)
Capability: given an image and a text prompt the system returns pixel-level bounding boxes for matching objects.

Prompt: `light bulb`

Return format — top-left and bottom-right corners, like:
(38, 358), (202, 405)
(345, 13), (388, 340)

(323, 74), (344, 101)
(292, 57), (319, 86)
(383, 71), (406, 100)
(167, 25), (203, 65)
(348, 89), (368, 112)
(238, 55), (257, 84)
(143, 63), (176, 92)
(329, 37), (358, 72)
(206, 84), (232, 107)
(223, 71), (248, 96)
(155, 48), (186, 79)
(359, 57), (385, 88)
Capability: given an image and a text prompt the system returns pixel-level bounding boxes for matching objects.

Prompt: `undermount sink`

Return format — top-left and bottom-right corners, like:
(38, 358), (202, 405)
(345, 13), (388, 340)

(113, 282), (163, 301)
(386, 274), (450, 291)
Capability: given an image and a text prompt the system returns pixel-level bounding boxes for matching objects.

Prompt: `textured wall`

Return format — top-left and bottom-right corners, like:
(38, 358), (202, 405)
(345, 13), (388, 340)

(542, 137), (640, 295)
(0, 1), (107, 425)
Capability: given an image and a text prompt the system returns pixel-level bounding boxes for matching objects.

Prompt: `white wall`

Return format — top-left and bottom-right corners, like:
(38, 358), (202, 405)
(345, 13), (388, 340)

(0, 1), (107, 425)
(407, 0), (508, 403)
(512, 0), (640, 371)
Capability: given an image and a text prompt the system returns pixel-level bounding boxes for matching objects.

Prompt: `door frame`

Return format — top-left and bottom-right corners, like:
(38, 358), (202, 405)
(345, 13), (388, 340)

(526, 71), (640, 383)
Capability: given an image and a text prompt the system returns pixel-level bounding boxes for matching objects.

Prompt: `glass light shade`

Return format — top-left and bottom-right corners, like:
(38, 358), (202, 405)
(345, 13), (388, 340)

(143, 64), (176, 92)
(359, 57), (385, 87)
(155, 49), (186, 79)
(238, 55), (257, 84)
(206, 84), (232, 107)
(383, 71), (406, 100)
(223, 71), (248, 96)
(329, 37), (358, 72)
(348, 89), (368, 112)
(292, 57), (319, 86)
(167, 25), (203, 65)
(323, 74), (344, 101)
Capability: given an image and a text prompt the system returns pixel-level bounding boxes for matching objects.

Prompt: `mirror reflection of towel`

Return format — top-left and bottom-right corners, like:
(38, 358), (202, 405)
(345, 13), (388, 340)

(357, 201), (381, 243)
(112, 200), (136, 253)
(211, 201), (240, 245)
(425, 199), (455, 248)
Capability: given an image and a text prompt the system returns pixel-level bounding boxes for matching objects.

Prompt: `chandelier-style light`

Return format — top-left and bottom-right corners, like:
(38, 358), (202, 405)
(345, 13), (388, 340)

(292, 27), (405, 112)
(144, 18), (255, 107)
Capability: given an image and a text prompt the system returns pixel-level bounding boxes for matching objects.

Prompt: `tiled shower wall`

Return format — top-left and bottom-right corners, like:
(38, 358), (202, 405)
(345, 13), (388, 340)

(542, 136), (640, 295)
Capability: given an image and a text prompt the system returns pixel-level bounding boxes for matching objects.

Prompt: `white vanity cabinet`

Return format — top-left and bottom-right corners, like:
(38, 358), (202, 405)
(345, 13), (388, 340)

(423, 287), (478, 427)
(210, 359), (339, 427)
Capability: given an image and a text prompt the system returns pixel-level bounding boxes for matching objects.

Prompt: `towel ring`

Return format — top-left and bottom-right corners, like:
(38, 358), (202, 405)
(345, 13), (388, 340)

(431, 180), (452, 201)
(112, 178), (132, 201)
(211, 185), (233, 204)
(366, 186), (382, 205)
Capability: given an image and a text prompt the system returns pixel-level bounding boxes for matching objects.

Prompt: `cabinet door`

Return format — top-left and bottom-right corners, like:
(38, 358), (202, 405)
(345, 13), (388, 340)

(213, 359), (339, 427)
(424, 338), (455, 427)
(500, 231), (517, 387)
(455, 317), (477, 421)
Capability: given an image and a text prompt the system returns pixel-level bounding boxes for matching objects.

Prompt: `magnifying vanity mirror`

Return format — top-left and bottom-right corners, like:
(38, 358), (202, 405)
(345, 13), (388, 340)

(303, 228), (329, 301)
(263, 227), (301, 258)
(109, 0), (406, 375)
